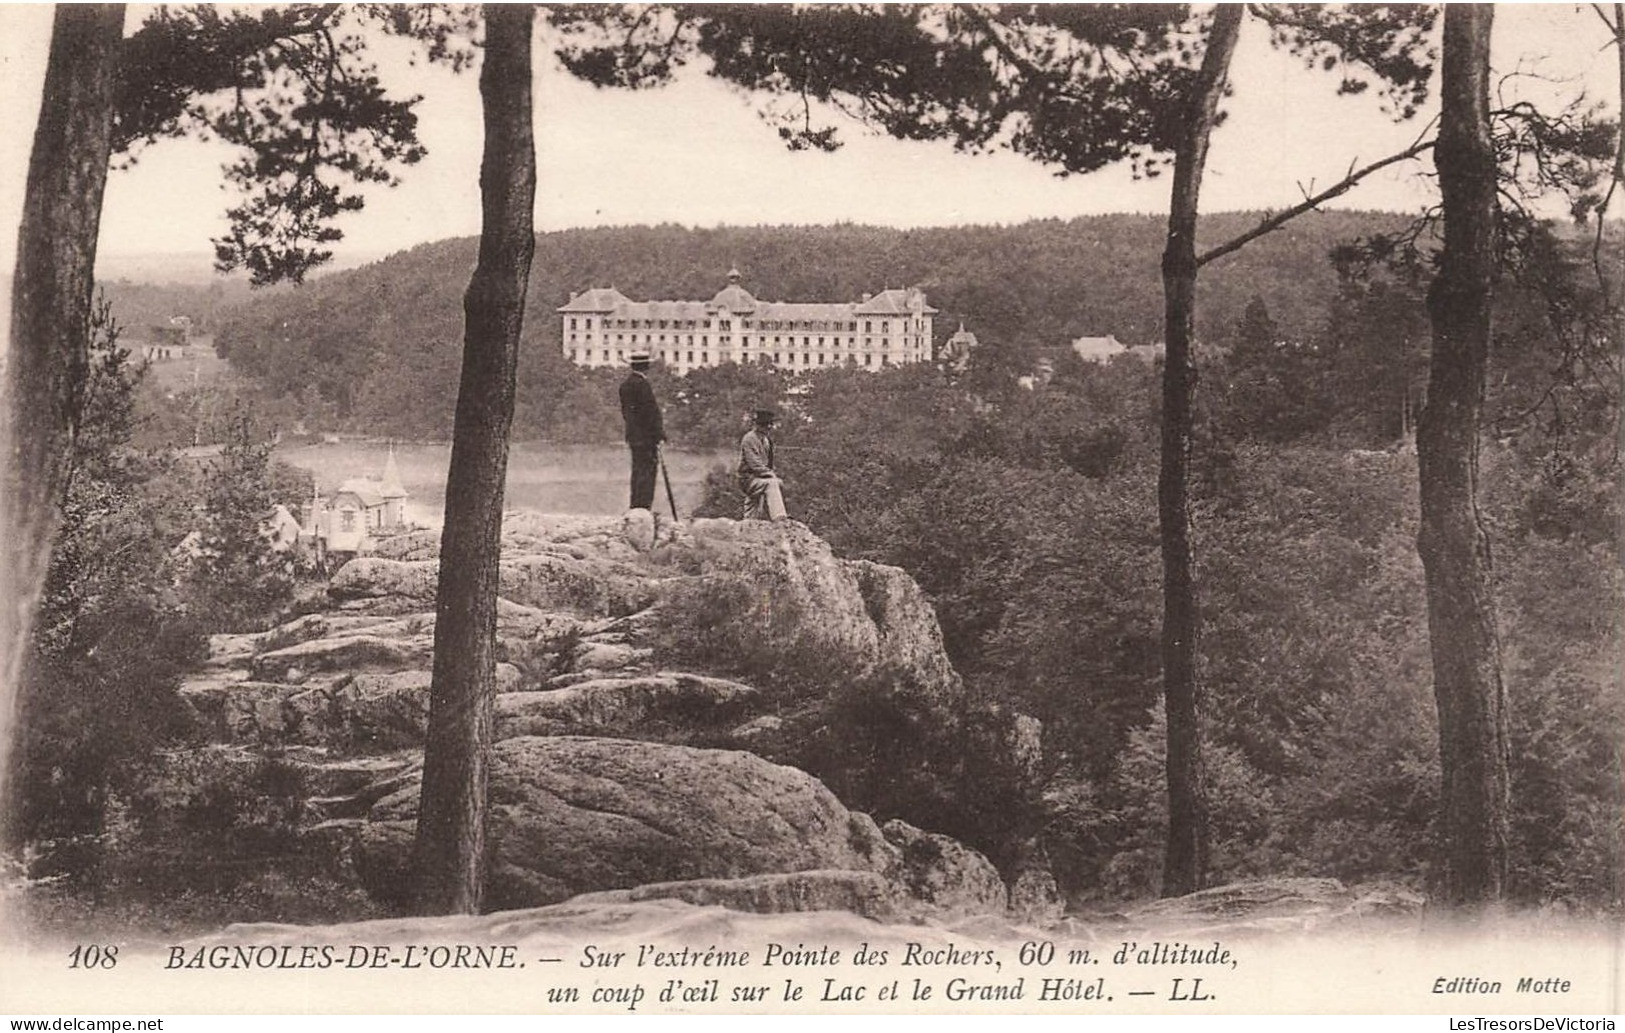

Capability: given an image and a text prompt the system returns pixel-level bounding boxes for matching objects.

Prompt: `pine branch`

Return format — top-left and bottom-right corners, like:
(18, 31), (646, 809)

(1198, 136), (1437, 268)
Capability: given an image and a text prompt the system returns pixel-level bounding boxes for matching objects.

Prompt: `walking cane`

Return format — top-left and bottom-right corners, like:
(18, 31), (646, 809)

(658, 445), (680, 521)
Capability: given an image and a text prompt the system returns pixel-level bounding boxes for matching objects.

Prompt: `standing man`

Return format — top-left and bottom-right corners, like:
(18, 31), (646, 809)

(619, 351), (665, 511)
(737, 408), (786, 521)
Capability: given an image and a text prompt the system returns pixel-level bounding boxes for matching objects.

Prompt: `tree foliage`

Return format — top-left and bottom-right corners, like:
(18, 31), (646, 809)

(182, 414), (297, 634)
(115, 4), (479, 284)
(9, 307), (201, 869)
(685, 309), (1617, 907)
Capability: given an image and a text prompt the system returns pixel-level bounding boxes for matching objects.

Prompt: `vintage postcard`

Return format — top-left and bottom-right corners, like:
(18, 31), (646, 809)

(1, 3), (1620, 1023)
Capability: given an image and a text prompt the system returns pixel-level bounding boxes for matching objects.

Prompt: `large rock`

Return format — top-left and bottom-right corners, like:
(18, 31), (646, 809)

(363, 737), (897, 910)
(182, 671), (432, 749)
(655, 520), (967, 703)
(850, 560), (962, 692)
(180, 678), (309, 743)
(250, 633), (433, 683)
(369, 530), (442, 562)
(494, 674), (758, 741)
(328, 558), (439, 605)
(499, 553), (655, 617)
(881, 819), (1008, 918)
(623, 508), (656, 552)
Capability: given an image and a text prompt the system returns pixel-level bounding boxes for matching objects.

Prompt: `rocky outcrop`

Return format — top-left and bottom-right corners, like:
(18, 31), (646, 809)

(352, 736), (1010, 919)
(360, 737), (897, 910)
(169, 512), (1040, 922)
(669, 520), (963, 696)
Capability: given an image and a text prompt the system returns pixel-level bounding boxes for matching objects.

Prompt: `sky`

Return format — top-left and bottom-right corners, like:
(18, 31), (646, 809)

(0, 3), (1618, 287)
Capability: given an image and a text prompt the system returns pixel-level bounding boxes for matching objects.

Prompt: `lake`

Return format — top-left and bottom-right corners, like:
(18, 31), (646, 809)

(276, 441), (733, 528)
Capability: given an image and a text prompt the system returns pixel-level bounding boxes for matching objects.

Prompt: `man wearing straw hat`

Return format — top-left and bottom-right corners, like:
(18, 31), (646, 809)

(618, 351), (665, 511)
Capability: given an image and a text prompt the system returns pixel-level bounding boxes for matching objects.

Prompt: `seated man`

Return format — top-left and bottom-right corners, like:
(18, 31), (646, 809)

(737, 408), (786, 521)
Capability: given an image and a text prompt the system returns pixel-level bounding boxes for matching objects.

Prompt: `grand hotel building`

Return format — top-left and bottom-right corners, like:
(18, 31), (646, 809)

(558, 270), (937, 374)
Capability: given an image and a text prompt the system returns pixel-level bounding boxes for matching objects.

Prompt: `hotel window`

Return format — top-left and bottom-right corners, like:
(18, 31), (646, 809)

(569, 318), (577, 330)
(687, 351), (695, 363)
(702, 352), (709, 363)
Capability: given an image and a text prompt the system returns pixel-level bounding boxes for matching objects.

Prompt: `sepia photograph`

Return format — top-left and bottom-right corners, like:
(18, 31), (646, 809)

(0, 2), (1620, 1023)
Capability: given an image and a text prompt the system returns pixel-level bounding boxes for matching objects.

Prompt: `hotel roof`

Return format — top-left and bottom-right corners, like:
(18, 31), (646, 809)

(559, 275), (937, 320)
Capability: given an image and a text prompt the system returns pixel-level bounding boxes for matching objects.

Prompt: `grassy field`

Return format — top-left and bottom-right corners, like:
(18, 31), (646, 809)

(275, 440), (731, 526)
(133, 335), (232, 392)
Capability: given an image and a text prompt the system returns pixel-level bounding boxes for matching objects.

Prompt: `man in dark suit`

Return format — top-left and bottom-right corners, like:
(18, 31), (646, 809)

(619, 351), (665, 511)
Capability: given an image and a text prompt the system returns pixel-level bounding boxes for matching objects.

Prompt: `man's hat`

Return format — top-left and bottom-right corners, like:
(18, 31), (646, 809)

(752, 408), (777, 426)
(629, 350), (651, 365)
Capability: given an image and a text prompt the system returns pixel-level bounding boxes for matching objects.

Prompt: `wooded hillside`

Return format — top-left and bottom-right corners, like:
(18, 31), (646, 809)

(195, 211), (1417, 441)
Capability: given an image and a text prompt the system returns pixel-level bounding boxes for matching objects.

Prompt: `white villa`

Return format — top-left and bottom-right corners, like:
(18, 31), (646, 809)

(558, 269), (937, 374)
(301, 448), (410, 565)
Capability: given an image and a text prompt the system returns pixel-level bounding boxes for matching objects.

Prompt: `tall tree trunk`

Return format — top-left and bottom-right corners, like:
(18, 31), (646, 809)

(1157, 3), (1243, 899)
(1418, 4), (1509, 908)
(2, 5), (124, 815)
(412, 3), (536, 915)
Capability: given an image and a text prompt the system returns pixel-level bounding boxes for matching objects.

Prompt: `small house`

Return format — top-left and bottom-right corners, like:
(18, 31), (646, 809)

(302, 448), (411, 567)
(940, 323), (979, 373)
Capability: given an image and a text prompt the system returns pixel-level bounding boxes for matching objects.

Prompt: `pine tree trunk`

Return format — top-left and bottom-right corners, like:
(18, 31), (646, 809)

(1157, 3), (1243, 899)
(1418, 4), (1509, 908)
(2, 5), (124, 810)
(412, 3), (536, 915)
